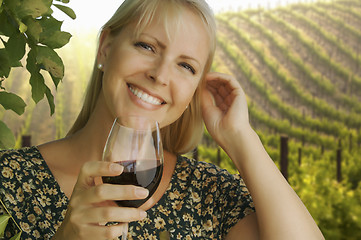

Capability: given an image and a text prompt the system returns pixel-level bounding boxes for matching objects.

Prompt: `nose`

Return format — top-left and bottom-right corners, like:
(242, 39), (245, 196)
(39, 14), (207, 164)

(146, 57), (170, 86)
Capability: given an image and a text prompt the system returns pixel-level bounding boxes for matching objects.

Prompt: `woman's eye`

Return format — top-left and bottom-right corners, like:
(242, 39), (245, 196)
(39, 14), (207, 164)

(180, 63), (196, 75)
(134, 42), (154, 52)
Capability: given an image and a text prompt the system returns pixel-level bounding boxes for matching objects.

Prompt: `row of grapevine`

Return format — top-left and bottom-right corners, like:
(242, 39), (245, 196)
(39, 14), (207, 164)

(232, 10), (361, 114)
(305, 2), (361, 67)
(285, 4), (361, 92)
(263, 11), (361, 103)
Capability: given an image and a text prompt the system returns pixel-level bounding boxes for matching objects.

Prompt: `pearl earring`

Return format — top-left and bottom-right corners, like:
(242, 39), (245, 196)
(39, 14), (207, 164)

(97, 63), (103, 70)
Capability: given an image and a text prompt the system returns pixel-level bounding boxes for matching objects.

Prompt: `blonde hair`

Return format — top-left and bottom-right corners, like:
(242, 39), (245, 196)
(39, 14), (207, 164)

(67, 0), (216, 154)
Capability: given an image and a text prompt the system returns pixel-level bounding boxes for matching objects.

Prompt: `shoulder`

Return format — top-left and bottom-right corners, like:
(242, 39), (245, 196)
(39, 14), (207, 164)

(0, 147), (44, 194)
(174, 156), (255, 237)
(177, 156), (254, 207)
(176, 155), (249, 197)
(0, 146), (42, 163)
(0, 146), (49, 200)
(178, 155), (224, 173)
(178, 155), (241, 183)
(0, 147), (67, 239)
(0, 147), (44, 177)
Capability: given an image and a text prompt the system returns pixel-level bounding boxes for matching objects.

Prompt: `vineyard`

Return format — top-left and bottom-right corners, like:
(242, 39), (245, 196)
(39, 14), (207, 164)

(1, 0), (361, 239)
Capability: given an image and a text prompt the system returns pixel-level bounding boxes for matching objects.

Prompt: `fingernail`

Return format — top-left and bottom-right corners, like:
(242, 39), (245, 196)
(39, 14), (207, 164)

(140, 211), (147, 219)
(135, 188), (149, 198)
(110, 163), (123, 172)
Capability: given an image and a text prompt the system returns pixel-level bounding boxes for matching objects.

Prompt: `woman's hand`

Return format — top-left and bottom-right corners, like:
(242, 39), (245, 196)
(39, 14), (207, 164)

(52, 161), (148, 240)
(201, 72), (251, 149)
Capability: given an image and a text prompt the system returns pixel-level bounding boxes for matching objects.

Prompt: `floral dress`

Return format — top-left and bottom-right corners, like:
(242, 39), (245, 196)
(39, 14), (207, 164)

(0, 147), (255, 239)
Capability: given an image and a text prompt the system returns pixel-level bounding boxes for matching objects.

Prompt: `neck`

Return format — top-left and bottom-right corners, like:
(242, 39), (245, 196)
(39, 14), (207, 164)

(64, 91), (115, 164)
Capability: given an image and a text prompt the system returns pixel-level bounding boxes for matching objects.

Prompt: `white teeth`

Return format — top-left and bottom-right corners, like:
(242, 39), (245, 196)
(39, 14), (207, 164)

(128, 85), (163, 105)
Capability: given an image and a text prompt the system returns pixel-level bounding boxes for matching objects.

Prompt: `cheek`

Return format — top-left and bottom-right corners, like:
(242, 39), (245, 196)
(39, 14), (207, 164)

(101, 57), (132, 117)
(169, 81), (198, 119)
(176, 80), (199, 104)
(101, 49), (135, 98)
(101, 76), (126, 117)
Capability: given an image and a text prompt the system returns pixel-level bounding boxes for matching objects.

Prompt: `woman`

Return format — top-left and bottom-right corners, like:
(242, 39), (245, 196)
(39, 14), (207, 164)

(0, 0), (324, 239)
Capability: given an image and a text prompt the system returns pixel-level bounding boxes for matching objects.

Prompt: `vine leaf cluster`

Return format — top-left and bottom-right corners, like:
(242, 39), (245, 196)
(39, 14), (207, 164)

(0, 0), (75, 149)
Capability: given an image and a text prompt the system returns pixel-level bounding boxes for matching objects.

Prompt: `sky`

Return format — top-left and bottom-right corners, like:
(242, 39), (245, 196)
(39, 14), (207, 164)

(55, 0), (311, 32)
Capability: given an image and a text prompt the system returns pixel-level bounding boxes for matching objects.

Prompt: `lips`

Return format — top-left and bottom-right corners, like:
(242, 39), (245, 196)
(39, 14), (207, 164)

(127, 84), (166, 106)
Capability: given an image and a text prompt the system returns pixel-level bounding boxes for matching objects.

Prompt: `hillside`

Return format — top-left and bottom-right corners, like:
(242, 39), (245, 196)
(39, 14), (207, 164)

(1, 0), (361, 239)
(216, 0), (361, 149)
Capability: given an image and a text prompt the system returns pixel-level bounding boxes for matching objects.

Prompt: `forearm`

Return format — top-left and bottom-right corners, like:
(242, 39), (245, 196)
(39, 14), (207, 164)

(224, 127), (324, 240)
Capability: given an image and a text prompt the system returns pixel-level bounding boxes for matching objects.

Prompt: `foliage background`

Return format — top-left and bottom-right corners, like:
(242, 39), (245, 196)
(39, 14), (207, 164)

(0, 0), (75, 149)
(0, 0), (75, 238)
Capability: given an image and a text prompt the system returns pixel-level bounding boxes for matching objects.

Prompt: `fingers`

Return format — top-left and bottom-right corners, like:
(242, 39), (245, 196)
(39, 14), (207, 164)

(205, 72), (239, 89)
(201, 71), (250, 132)
(67, 198), (146, 238)
(72, 184), (149, 205)
(72, 161), (149, 205)
(68, 222), (128, 240)
(78, 206), (147, 223)
(73, 161), (123, 189)
(203, 73), (236, 112)
(204, 72), (247, 107)
(205, 72), (244, 95)
(208, 86), (232, 112)
(80, 161), (123, 181)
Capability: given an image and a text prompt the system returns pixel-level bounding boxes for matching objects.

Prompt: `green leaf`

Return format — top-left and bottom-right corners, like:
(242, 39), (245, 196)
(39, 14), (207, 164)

(0, 79), (4, 90)
(0, 11), (16, 36)
(30, 72), (46, 103)
(0, 91), (26, 115)
(38, 16), (62, 34)
(24, 17), (43, 42)
(0, 121), (15, 149)
(55, 0), (70, 3)
(40, 30), (72, 49)
(45, 6), (54, 16)
(6, 33), (26, 65)
(10, 61), (22, 67)
(51, 74), (61, 88)
(54, 4), (76, 20)
(36, 46), (64, 79)
(26, 48), (38, 73)
(4, 0), (52, 19)
(38, 16), (72, 48)
(9, 231), (22, 240)
(0, 214), (10, 237)
(0, 49), (11, 78)
(45, 86), (55, 115)
(18, 21), (27, 33)
(0, 0), (4, 14)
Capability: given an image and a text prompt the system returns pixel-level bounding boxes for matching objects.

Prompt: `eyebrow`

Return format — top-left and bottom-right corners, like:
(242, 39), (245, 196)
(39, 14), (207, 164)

(179, 55), (200, 67)
(140, 33), (166, 49)
(140, 33), (201, 67)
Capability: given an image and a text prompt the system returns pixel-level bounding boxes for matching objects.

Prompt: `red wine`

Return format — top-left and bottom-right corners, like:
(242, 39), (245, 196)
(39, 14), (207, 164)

(102, 160), (163, 208)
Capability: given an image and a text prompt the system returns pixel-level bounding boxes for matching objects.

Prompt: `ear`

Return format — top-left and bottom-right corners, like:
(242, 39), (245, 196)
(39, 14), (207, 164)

(97, 29), (113, 66)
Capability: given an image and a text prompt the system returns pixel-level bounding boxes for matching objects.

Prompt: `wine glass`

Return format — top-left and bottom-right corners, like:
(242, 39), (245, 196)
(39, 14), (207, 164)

(102, 116), (164, 240)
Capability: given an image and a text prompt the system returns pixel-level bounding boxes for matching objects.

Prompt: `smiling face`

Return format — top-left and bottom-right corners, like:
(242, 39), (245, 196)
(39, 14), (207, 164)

(98, 7), (210, 128)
